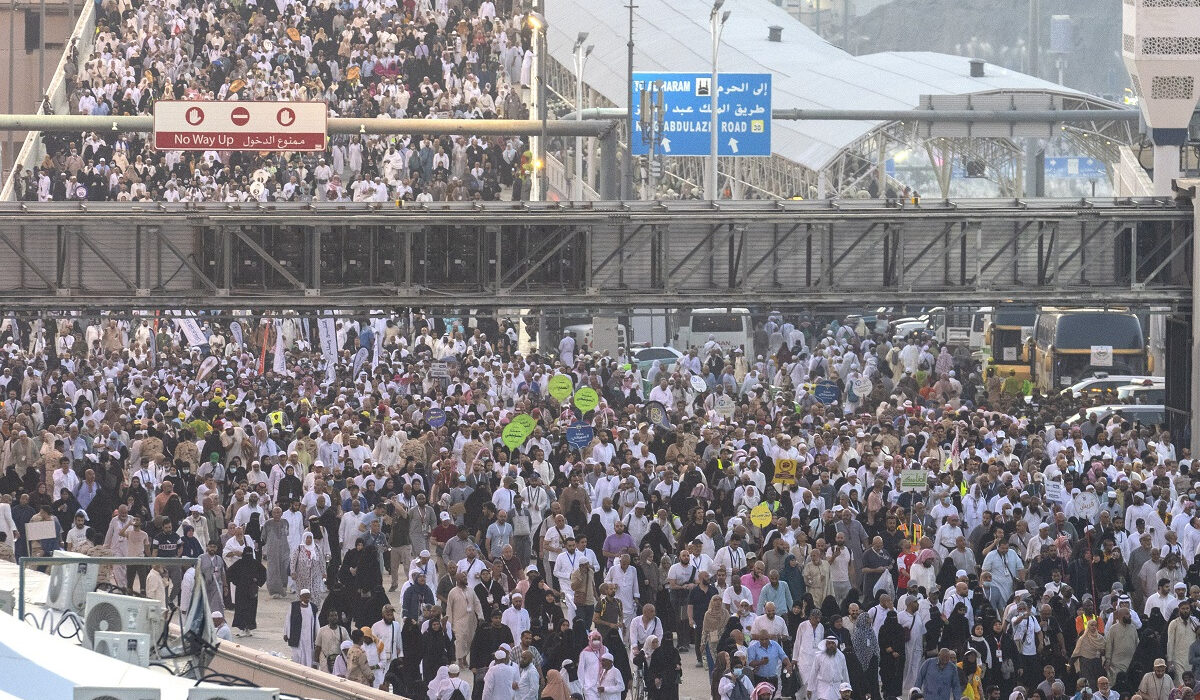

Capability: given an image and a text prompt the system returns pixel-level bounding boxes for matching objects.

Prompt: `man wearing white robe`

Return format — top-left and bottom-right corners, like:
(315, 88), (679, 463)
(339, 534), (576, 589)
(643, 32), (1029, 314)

(901, 596), (929, 692)
(808, 636), (850, 700)
(596, 653), (624, 700)
(283, 590), (319, 668)
(791, 609), (825, 694)
(558, 332), (576, 367)
(282, 501), (306, 552)
(604, 554), (640, 625)
(482, 650), (519, 699)
(371, 605), (403, 687)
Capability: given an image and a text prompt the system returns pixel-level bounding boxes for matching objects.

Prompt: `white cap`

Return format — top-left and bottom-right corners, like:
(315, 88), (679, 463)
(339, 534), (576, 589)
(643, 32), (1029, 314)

(449, 664), (460, 674)
(601, 653), (614, 661)
(211, 611), (223, 619)
(420, 549), (431, 558)
(190, 505), (204, 513)
(840, 683), (853, 692)
(341, 640), (354, 650)
(300, 588), (311, 596)
(494, 650), (508, 660)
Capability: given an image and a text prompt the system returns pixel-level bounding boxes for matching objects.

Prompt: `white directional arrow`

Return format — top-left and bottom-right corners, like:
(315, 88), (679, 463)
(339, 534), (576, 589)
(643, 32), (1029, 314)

(727, 137), (739, 154)
(660, 137), (671, 153)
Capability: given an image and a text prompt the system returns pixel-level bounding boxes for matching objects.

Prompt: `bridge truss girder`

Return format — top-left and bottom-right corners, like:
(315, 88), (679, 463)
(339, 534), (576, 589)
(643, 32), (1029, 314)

(0, 199), (1189, 312)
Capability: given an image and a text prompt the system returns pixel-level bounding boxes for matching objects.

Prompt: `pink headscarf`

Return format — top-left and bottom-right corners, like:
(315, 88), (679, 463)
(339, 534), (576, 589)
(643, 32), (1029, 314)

(583, 630), (608, 682)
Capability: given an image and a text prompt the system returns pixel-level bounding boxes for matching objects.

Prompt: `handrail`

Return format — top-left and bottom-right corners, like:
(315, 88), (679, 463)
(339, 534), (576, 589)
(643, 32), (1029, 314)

(1, 0), (97, 200)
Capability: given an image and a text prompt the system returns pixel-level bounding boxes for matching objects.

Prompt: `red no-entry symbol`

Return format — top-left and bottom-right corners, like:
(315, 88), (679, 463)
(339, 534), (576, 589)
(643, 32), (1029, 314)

(276, 107), (296, 127)
(185, 106), (205, 126)
(230, 106), (250, 126)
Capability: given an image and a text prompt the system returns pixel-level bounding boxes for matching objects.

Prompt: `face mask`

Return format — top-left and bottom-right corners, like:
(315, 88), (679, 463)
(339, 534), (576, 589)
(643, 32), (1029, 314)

(591, 640), (601, 648)
(733, 668), (743, 678)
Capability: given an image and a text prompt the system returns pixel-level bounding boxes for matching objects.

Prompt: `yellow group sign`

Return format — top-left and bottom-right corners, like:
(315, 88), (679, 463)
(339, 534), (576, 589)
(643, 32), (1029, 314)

(773, 458), (798, 485)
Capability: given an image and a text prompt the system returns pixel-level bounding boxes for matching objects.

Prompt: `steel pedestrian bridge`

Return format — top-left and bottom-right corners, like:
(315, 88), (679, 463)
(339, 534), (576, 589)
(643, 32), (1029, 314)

(0, 198), (1190, 312)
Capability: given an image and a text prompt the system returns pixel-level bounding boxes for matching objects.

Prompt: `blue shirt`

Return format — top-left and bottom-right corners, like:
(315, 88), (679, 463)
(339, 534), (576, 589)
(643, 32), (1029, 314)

(757, 581), (792, 613)
(75, 481), (99, 510)
(916, 658), (963, 700)
(747, 640), (788, 678)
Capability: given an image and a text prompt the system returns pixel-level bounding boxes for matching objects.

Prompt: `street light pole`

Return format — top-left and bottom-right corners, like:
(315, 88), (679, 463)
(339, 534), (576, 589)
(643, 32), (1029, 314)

(573, 33), (592, 201)
(625, 2), (637, 200)
(707, 1), (729, 201)
(527, 11), (548, 201)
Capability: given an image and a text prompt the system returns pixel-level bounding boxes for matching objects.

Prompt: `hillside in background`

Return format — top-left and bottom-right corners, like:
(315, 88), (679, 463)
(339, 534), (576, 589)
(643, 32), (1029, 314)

(849, 0), (1127, 101)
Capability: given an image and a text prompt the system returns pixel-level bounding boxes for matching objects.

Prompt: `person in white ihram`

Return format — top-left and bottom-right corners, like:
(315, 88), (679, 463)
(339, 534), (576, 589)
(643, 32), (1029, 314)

(808, 636), (850, 700)
(596, 653), (624, 700)
(212, 610), (233, 641)
(559, 331), (576, 366)
(482, 648), (518, 699)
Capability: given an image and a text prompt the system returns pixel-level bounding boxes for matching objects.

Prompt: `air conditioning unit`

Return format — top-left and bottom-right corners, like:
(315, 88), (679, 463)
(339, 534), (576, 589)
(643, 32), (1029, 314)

(73, 688), (160, 700)
(47, 549), (99, 613)
(84, 591), (163, 646)
(187, 688), (280, 700)
(92, 630), (152, 666)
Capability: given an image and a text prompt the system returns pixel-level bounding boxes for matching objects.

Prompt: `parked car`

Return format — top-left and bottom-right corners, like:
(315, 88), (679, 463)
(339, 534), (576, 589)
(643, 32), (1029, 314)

(1068, 404), (1167, 428)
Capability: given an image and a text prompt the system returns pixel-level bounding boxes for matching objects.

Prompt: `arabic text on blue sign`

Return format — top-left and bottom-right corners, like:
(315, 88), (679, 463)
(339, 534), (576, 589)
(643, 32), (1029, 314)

(630, 72), (771, 157)
(425, 408), (447, 428)
(566, 421), (595, 451)
(813, 381), (841, 405)
(1044, 157), (1107, 179)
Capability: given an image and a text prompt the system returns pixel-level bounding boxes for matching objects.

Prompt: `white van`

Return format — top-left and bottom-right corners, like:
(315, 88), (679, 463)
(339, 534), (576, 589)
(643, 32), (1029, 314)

(674, 308), (754, 354)
(564, 322), (629, 354)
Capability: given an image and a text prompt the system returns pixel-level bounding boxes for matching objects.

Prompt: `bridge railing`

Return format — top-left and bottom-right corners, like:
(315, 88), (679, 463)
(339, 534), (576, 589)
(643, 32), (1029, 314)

(0, 198), (1187, 310)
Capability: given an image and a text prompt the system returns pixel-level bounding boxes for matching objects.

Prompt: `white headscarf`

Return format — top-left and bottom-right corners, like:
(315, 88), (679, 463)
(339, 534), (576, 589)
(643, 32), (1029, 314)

(300, 531), (317, 558)
(426, 665), (451, 700)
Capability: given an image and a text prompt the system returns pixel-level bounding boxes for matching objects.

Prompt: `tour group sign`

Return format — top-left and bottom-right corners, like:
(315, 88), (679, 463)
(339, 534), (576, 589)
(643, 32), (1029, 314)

(630, 72), (772, 157)
(153, 101), (327, 152)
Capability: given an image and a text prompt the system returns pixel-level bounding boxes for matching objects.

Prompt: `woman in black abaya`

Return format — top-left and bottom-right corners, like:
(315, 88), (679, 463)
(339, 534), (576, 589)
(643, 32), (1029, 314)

(878, 610), (907, 700)
(226, 546), (265, 636)
(419, 616), (455, 695)
(338, 538), (367, 588)
(644, 634), (683, 700)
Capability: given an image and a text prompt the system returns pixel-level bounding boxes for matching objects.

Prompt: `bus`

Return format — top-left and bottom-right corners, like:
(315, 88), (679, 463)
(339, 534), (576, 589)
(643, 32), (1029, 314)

(673, 308), (754, 354)
(984, 307), (1037, 381)
(1032, 309), (1149, 390)
(935, 305), (986, 354)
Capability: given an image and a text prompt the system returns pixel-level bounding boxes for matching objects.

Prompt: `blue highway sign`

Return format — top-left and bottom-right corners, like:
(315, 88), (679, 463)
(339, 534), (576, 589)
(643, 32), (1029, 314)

(631, 72), (771, 157)
(1044, 157), (1107, 179)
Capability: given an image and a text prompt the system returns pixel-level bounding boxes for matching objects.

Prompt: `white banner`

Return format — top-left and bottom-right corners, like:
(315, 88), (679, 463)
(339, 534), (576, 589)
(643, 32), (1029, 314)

(351, 347), (369, 379)
(273, 320), (287, 374)
(175, 317), (208, 348)
(318, 317), (338, 383)
(197, 355), (220, 382)
(229, 321), (244, 348)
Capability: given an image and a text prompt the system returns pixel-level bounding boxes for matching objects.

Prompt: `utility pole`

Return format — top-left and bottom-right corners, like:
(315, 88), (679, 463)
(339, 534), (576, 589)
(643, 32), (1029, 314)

(639, 80), (665, 199)
(1028, 0), (1040, 78)
(625, 2), (637, 200)
(707, 1), (730, 201)
(842, 0), (849, 50)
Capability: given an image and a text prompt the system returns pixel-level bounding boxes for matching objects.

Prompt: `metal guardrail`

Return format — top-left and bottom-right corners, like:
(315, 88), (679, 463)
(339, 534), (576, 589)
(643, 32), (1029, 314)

(0, 197), (1188, 310)
(0, 0), (96, 201)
